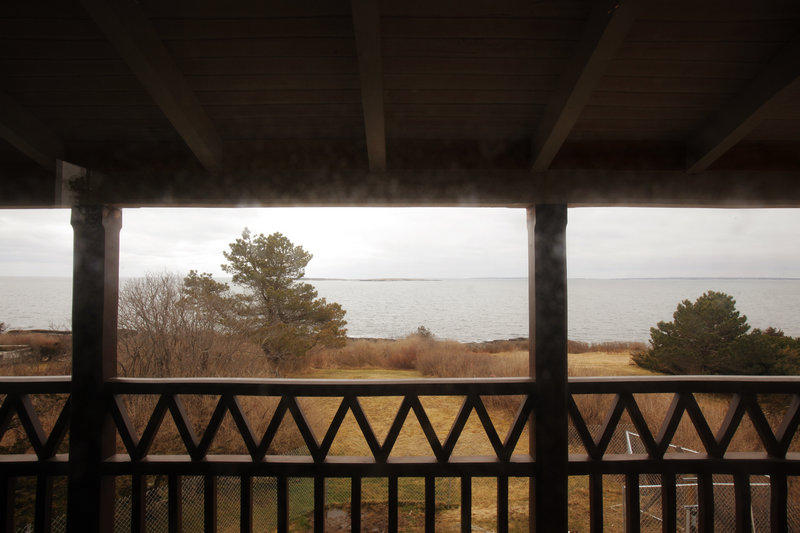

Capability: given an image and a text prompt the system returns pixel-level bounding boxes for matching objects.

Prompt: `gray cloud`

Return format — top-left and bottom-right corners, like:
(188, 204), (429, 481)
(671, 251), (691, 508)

(1, 207), (799, 279)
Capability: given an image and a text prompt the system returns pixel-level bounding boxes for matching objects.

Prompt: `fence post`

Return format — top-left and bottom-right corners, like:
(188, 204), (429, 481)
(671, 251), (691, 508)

(67, 205), (121, 533)
(528, 205), (568, 532)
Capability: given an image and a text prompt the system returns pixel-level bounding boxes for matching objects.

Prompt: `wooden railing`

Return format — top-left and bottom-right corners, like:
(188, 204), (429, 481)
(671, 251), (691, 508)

(1, 376), (799, 532)
(105, 377), (535, 533)
(569, 376), (800, 533)
(0, 377), (71, 533)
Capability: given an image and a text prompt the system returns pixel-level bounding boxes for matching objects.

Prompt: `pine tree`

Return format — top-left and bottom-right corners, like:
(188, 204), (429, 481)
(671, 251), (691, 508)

(634, 291), (749, 374)
(221, 229), (347, 369)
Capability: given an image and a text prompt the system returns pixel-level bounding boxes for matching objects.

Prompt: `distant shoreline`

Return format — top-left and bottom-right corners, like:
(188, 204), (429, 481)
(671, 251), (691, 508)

(4, 277), (800, 341)
(1, 331), (646, 353)
(308, 278), (443, 282)
(3, 275), (800, 281)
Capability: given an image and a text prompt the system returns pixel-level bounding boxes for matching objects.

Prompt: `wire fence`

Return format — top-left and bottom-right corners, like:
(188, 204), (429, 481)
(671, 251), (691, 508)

(16, 429), (796, 531)
(623, 430), (796, 533)
(16, 474), (459, 533)
(110, 475), (459, 532)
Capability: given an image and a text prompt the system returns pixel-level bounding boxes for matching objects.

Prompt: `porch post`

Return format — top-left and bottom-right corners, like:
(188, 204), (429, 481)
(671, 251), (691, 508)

(527, 205), (568, 532)
(68, 205), (121, 533)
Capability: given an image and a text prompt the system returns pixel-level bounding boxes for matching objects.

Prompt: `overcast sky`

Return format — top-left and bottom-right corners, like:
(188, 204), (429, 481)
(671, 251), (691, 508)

(1, 207), (799, 279)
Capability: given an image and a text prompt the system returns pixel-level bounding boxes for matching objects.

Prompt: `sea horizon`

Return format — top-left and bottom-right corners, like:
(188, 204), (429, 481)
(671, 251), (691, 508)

(3, 276), (800, 342)
(3, 275), (800, 281)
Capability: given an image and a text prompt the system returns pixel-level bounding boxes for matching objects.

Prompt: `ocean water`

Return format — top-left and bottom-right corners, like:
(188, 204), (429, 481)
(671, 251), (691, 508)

(1, 277), (799, 343)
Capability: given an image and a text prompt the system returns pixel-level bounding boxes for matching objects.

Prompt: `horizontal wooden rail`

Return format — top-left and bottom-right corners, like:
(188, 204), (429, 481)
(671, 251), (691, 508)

(0, 457), (70, 476)
(106, 376), (537, 395)
(568, 453), (800, 475)
(0, 375), (70, 393)
(102, 455), (536, 476)
(570, 375), (800, 394)
(105, 374), (800, 394)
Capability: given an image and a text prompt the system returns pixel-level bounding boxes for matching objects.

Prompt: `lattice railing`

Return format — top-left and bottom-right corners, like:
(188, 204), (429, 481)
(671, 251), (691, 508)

(103, 377), (535, 533)
(2, 376), (799, 532)
(568, 376), (800, 533)
(0, 378), (71, 463)
(106, 378), (535, 467)
(0, 377), (71, 533)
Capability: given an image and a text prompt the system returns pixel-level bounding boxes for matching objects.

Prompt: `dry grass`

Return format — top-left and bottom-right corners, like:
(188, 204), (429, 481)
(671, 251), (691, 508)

(312, 336), (649, 380)
(568, 340), (647, 354)
(305, 339), (787, 463)
(568, 351), (655, 377)
(0, 357), (70, 376)
(293, 366), (530, 458)
(417, 348), (527, 378)
(563, 353), (777, 456)
(0, 331), (69, 353)
(466, 338), (528, 354)
(294, 368), (420, 380)
(0, 331), (71, 372)
(294, 366), (532, 530)
(1, 332), (795, 528)
(308, 336), (443, 371)
(2, 335), (786, 460)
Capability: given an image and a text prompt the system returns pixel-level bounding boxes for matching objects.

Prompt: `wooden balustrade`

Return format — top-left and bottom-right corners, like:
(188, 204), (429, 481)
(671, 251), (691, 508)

(1, 376), (798, 532)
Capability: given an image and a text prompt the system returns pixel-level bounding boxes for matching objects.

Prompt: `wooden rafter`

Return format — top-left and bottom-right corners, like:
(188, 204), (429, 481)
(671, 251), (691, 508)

(686, 35), (800, 173)
(351, 0), (386, 172)
(0, 90), (63, 171)
(80, 0), (223, 171)
(44, 168), (797, 208)
(531, 0), (640, 171)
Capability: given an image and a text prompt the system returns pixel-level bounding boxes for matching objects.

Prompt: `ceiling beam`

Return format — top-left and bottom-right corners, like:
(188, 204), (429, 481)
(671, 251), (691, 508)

(351, 0), (386, 172)
(686, 35), (800, 173)
(28, 167), (798, 209)
(0, 90), (63, 171)
(80, 0), (223, 171)
(531, 0), (640, 171)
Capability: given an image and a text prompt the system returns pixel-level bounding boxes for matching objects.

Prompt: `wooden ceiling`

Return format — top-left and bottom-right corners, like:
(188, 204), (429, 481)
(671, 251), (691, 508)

(1, 0), (799, 207)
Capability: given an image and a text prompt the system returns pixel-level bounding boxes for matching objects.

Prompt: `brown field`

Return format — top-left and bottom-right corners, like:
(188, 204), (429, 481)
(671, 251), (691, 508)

(1, 333), (795, 531)
(568, 351), (655, 376)
(294, 347), (654, 531)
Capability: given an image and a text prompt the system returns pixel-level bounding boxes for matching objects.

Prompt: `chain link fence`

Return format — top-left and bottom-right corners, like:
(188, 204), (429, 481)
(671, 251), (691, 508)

(109, 474), (459, 532)
(18, 429), (794, 531)
(17, 475), (458, 533)
(623, 430), (798, 532)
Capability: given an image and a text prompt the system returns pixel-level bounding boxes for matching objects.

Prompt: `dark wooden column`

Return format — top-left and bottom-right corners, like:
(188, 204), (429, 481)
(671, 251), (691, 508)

(527, 205), (568, 532)
(68, 205), (121, 533)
